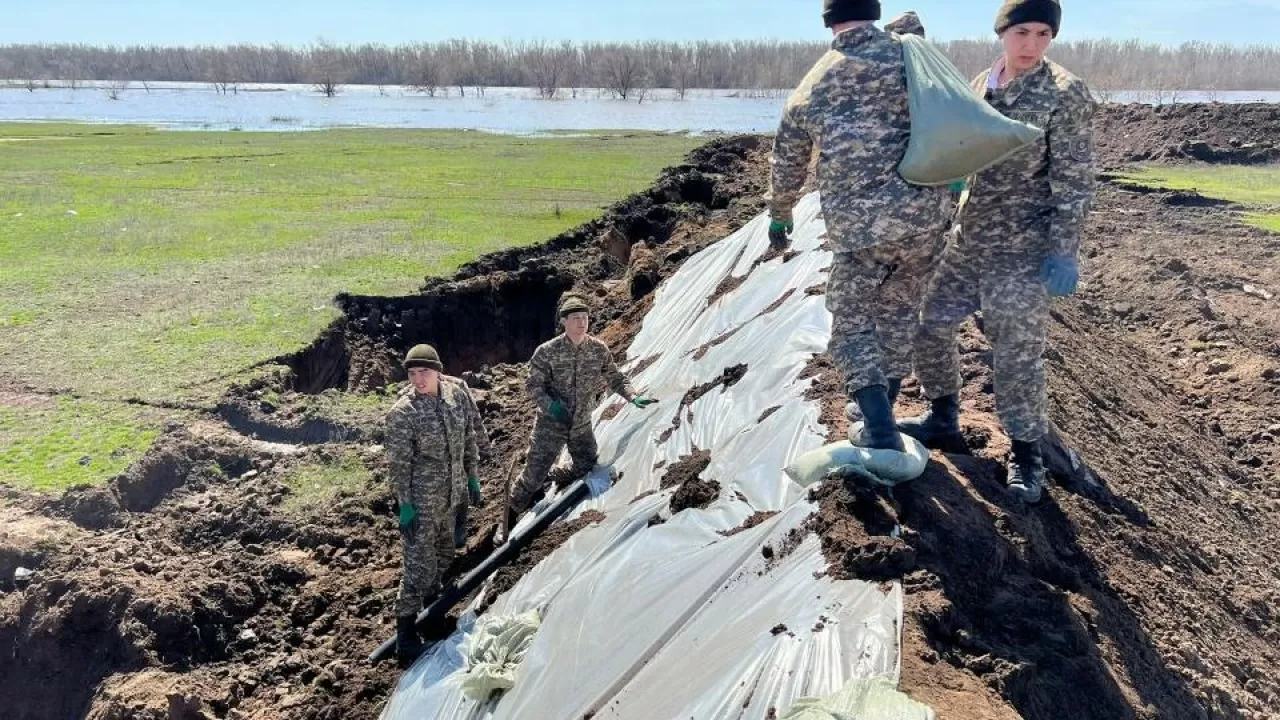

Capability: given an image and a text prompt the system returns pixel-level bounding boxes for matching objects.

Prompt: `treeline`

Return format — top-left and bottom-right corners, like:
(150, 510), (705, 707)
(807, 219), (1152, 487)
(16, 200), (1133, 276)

(2, 38), (1278, 97)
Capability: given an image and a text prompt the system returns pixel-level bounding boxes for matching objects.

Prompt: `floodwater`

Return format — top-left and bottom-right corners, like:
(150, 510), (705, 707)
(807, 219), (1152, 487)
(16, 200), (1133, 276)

(1, 82), (1277, 134)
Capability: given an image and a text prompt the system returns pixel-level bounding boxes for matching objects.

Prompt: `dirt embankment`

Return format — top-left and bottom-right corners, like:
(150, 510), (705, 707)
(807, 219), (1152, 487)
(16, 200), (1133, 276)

(4, 104), (1280, 720)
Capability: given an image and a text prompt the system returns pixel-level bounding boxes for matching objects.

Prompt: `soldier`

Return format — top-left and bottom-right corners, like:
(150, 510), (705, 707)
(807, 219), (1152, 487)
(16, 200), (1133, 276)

(767, 0), (951, 451)
(902, 0), (1096, 503)
(508, 295), (656, 517)
(386, 344), (486, 667)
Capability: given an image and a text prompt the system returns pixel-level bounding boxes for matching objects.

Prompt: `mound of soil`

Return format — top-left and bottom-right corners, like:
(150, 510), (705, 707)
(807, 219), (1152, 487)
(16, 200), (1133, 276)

(1096, 103), (1280, 166)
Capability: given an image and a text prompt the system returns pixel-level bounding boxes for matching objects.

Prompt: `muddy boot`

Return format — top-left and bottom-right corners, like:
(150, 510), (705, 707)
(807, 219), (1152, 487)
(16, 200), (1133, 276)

(897, 394), (967, 454)
(1007, 439), (1046, 504)
(849, 385), (905, 452)
(886, 378), (903, 408)
(396, 615), (425, 669)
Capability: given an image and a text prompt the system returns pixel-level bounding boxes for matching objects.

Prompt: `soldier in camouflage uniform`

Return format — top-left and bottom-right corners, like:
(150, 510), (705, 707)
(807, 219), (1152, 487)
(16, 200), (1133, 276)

(386, 344), (486, 667)
(767, 0), (950, 452)
(508, 295), (656, 516)
(902, 0), (1096, 504)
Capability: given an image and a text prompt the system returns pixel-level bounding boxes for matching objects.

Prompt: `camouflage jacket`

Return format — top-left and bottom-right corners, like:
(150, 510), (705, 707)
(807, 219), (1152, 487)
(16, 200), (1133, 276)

(964, 59), (1096, 259)
(385, 375), (484, 511)
(766, 25), (950, 252)
(527, 334), (634, 426)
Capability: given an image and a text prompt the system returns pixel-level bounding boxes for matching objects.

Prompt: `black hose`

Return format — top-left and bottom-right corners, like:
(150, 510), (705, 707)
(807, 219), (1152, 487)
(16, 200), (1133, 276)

(368, 479), (592, 664)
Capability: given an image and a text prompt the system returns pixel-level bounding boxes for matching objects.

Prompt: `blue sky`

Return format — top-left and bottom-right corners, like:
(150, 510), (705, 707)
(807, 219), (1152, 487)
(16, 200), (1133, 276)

(4, 0), (1279, 46)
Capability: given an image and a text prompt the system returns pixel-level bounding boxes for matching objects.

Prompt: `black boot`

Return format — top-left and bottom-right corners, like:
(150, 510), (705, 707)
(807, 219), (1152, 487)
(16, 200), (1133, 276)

(396, 615), (425, 669)
(897, 394), (967, 453)
(1007, 439), (1046, 504)
(850, 385), (905, 452)
(887, 378), (903, 408)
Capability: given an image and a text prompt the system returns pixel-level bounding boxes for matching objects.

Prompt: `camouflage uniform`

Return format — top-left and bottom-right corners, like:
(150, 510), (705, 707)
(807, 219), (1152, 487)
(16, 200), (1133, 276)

(767, 24), (951, 397)
(915, 59), (1096, 442)
(386, 375), (484, 616)
(511, 334), (635, 511)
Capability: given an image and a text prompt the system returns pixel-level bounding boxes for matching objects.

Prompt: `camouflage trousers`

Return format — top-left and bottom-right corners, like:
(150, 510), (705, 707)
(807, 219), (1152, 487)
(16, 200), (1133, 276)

(826, 230), (946, 397)
(510, 417), (598, 513)
(915, 234), (1051, 443)
(395, 503), (459, 617)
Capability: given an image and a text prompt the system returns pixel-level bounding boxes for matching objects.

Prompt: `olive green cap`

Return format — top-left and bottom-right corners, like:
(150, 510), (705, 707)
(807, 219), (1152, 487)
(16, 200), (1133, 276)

(404, 344), (443, 371)
(558, 295), (590, 318)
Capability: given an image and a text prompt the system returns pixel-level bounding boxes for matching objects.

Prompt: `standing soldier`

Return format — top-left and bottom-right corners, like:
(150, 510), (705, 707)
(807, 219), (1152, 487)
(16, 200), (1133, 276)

(767, 0), (952, 451)
(386, 344), (486, 667)
(902, 0), (1095, 503)
(508, 295), (657, 518)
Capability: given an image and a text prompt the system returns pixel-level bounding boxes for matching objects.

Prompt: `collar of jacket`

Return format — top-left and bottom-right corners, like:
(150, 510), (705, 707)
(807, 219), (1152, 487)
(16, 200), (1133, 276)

(555, 333), (592, 351)
(830, 24), (880, 53)
(990, 59), (1049, 107)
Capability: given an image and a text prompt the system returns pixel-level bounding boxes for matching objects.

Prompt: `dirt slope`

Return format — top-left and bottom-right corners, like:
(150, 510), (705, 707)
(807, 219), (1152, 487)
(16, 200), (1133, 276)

(2, 105), (1279, 720)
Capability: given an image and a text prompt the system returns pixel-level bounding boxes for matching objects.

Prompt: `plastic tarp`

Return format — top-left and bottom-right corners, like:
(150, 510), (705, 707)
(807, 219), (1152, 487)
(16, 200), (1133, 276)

(897, 33), (1044, 186)
(380, 194), (919, 719)
(779, 677), (937, 720)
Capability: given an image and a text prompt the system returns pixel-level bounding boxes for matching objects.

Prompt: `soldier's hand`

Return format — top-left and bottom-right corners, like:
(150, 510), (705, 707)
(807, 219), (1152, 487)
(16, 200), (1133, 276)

(548, 400), (571, 423)
(467, 476), (484, 507)
(768, 219), (794, 249)
(398, 503), (419, 534)
(1041, 254), (1079, 297)
(631, 396), (658, 409)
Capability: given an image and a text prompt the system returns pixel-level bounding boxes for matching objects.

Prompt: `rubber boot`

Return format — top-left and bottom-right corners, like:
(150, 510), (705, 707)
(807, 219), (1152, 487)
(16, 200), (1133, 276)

(897, 394), (967, 454)
(396, 615), (425, 669)
(850, 385), (905, 452)
(886, 378), (903, 408)
(1007, 439), (1046, 504)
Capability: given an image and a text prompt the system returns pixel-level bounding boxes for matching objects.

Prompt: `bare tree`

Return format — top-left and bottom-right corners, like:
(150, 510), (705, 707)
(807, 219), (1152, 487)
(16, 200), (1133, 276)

(309, 41), (344, 97)
(527, 40), (570, 99)
(602, 48), (645, 100)
(105, 80), (129, 100)
(410, 45), (441, 96)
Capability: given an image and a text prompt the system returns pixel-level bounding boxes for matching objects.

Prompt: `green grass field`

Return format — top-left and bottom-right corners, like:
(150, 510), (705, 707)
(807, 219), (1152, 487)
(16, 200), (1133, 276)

(0, 123), (702, 490)
(1117, 165), (1280, 231)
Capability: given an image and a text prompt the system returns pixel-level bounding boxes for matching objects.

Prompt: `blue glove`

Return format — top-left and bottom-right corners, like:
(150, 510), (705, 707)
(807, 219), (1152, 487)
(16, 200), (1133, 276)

(467, 476), (484, 507)
(1041, 255), (1079, 297)
(948, 180), (967, 193)
(548, 400), (571, 423)
(768, 219), (793, 248)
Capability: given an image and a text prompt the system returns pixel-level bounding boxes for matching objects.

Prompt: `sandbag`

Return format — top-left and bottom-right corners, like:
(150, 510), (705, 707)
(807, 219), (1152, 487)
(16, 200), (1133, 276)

(896, 34), (1044, 186)
(779, 677), (936, 720)
(459, 609), (542, 702)
(783, 433), (929, 488)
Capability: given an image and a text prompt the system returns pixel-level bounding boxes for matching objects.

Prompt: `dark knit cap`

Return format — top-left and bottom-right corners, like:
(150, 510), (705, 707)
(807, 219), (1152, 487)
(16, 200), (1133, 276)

(558, 295), (590, 318)
(404, 344), (443, 371)
(995, 0), (1062, 37)
(823, 0), (882, 27)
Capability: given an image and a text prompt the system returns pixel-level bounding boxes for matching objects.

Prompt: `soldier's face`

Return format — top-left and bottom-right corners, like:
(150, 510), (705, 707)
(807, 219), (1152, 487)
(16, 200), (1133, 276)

(562, 311), (590, 339)
(1001, 23), (1054, 72)
(408, 367), (439, 394)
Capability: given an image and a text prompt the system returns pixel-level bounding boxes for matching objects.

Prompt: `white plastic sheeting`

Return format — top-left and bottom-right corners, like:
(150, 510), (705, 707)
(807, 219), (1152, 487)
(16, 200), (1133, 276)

(381, 194), (912, 719)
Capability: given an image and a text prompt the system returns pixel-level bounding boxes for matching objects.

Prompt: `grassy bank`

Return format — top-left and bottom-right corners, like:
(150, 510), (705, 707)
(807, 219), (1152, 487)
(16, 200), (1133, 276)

(1117, 165), (1280, 231)
(0, 123), (702, 490)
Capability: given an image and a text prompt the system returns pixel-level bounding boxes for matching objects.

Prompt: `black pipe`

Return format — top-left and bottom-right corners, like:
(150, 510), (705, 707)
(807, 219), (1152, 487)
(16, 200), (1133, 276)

(368, 479), (592, 664)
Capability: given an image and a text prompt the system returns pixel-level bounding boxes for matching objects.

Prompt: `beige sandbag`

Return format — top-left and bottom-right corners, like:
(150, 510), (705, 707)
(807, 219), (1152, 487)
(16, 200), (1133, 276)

(896, 34), (1044, 186)
(783, 433), (929, 489)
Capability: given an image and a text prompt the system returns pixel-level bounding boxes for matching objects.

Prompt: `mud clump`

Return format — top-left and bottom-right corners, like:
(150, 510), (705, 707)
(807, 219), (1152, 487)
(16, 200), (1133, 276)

(58, 484), (127, 530)
(721, 510), (779, 537)
(110, 430), (252, 512)
(1095, 102), (1280, 167)
(485, 510), (607, 604)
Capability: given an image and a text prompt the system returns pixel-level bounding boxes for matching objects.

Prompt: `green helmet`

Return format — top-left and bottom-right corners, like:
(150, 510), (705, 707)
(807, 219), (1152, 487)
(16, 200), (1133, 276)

(404, 344), (443, 371)
(558, 295), (590, 318)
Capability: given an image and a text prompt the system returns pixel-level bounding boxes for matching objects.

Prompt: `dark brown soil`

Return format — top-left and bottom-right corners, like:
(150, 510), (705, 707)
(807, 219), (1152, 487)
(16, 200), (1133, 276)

(720, 511), (779, 537)
(1095, 103), (1280, 167)
(483, 510), (607, 605)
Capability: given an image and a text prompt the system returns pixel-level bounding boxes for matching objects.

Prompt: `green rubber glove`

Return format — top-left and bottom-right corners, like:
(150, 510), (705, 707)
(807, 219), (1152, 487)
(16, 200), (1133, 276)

(467, 476), (484, 507)
(548, 399), (571, 422)
(767, 219), (794, 248)
(631, 396), (658, 409)
(948, 180), (967, 193)
(398, 503), (417, 532)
